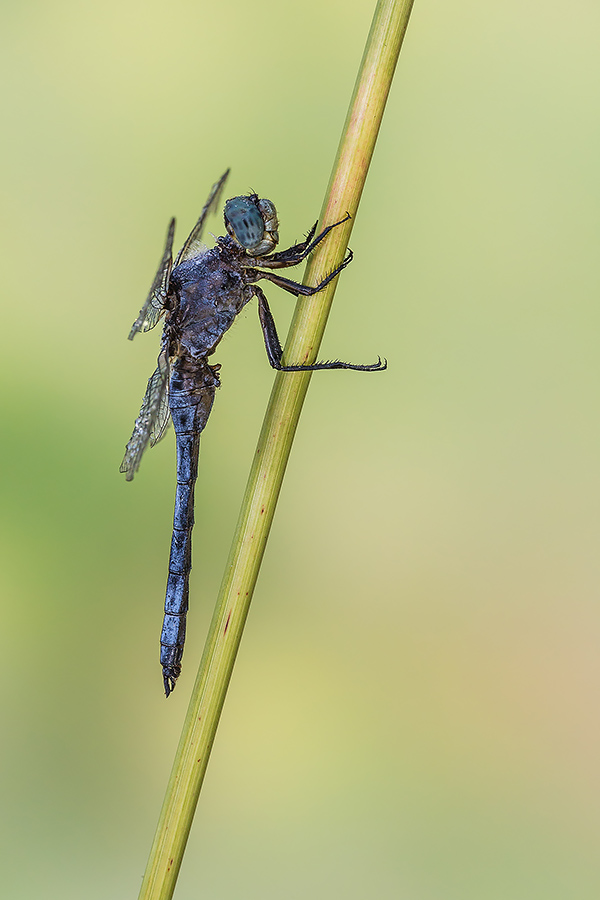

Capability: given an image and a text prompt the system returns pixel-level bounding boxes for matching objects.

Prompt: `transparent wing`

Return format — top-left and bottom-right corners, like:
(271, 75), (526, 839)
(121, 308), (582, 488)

(128, 218), (176, 340)
(120, 350), (170, 481)
(174, 169), (230, 266)
(150, 372), (171, 447)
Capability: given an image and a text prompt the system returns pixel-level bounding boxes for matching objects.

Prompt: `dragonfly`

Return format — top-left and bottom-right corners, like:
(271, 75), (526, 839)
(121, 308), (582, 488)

(120, 170), (386, 696)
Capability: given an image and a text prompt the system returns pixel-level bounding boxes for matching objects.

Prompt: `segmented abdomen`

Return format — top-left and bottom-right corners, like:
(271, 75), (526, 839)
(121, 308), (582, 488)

(160, 358), (218, 696)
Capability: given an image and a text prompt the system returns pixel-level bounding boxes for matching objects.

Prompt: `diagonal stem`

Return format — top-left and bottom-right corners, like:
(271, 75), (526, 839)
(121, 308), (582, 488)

(138, 2), (416, 897)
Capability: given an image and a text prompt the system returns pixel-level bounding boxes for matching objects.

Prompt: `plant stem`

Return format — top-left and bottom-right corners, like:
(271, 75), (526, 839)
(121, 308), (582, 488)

(138, 2), (415, 897)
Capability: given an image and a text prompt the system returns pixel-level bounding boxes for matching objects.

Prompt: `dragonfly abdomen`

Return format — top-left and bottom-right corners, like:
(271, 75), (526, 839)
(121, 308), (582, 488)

(160, 361), (218, 696)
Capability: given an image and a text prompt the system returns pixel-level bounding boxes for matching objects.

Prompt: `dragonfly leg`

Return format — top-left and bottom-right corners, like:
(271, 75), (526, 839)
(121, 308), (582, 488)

(254, 286), (386, 372)
(257, 220), (318, 267)
(247, 213), (351, 270)
(247, 250), (353, 298)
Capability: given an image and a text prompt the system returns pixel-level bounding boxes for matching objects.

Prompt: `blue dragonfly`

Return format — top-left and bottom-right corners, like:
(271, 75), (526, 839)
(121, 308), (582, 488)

(121, 170), (386, 695)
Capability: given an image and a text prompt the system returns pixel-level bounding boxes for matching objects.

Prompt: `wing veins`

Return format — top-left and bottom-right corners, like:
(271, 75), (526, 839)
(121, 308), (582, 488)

(174, 169), (230, 266)
(128, 218), (175, 340)
(120, 350), (170, 480)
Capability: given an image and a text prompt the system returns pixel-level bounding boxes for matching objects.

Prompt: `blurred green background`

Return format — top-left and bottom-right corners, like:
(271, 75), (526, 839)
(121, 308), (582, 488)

(1, 0), (600, 897)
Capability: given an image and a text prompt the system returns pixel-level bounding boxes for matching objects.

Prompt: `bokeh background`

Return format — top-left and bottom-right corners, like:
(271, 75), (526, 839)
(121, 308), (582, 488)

(1, 0), (600, 897)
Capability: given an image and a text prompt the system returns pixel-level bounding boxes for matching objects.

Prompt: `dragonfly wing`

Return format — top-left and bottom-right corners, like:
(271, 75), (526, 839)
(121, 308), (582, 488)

(128, 218), (175, 340)
(150, 371), (172, 447)
(120, 350), (170, 481)
(175, 169), (230, 266)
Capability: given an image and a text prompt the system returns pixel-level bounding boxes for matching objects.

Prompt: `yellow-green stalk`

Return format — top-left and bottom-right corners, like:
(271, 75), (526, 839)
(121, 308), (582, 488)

(138, 2), (415, 897)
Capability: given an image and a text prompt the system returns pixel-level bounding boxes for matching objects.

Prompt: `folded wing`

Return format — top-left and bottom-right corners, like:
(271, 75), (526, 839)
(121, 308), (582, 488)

(120, 349), (170, 481)
(128, 218), (176, 340)
(174, 169), (229, 266)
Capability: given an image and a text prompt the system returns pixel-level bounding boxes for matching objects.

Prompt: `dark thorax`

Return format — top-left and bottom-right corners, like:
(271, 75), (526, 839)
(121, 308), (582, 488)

(167, 237), (250, 360)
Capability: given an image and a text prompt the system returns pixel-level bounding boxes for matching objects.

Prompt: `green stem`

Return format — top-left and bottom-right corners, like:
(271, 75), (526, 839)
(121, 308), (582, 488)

(138, 2), (415, 897)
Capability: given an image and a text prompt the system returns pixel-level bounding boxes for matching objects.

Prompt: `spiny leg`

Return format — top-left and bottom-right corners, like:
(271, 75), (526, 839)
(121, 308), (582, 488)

(254, 286), (386, 372)
(249, 213), (351, 270)
(257, 221), (318, 268)
(247, 250), (354, 298)
(255, 287), (283, 369)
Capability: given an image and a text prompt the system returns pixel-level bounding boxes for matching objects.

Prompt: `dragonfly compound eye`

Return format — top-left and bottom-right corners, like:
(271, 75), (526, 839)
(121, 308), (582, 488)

(224, 197), (266, 252)
(224, 195), (279, 256)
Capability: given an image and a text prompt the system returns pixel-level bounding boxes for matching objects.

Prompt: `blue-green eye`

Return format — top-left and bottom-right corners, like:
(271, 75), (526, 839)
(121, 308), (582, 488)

(224, 197), (264, 250)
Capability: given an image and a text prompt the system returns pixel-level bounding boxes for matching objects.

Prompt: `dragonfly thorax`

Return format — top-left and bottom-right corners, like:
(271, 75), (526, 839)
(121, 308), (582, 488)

(224, 194), (279, 256)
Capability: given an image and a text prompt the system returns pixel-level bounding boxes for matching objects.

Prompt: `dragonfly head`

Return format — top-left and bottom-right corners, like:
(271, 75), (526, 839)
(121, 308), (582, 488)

(224, 194), (279, 257)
